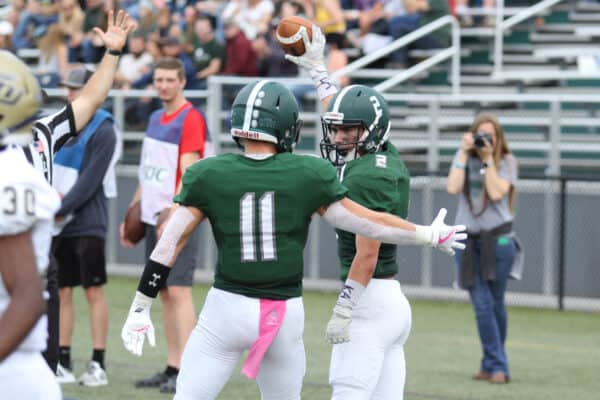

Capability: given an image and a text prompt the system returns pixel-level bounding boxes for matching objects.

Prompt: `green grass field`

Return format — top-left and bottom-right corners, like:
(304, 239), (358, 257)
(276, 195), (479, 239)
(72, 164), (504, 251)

(62, 276), (600, 400)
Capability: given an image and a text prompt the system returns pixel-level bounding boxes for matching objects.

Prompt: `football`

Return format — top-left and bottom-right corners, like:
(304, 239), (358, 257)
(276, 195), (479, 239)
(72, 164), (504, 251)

(123, 201), (145, 244)
(276, 15), (313, 56)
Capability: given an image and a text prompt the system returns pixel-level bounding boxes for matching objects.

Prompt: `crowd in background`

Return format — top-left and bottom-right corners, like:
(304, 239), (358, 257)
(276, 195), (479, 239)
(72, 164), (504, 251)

(0, 0), (552, 83)
(0, 0), (517, 127)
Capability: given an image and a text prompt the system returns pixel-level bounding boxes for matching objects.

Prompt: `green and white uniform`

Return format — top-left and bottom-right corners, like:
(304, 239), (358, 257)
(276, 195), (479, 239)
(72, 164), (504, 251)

(320, 85), (414, 400)
(330, 143), (413, 400)
(175, 153), (347, 299)
(336, 144), (410, 280)
(173, 152), (347, 400)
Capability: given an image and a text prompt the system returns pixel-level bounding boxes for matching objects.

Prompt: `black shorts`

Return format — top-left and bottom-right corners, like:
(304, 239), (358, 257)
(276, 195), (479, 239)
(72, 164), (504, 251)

(53, 236), (107, 289)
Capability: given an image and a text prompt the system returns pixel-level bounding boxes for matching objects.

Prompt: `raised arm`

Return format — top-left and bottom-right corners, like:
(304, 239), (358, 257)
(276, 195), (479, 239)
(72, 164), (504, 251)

(284, 25), (338, 110)
(71, 10), (136, 132)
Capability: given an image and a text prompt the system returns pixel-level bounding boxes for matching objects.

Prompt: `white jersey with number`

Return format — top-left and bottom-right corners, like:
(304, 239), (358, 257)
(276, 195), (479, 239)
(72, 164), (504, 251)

(0, 145), (61, 352)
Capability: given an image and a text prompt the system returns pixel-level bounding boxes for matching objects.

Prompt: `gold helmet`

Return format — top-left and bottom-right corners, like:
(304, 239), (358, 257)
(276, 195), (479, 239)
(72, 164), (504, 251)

(0, 50), (43, 142)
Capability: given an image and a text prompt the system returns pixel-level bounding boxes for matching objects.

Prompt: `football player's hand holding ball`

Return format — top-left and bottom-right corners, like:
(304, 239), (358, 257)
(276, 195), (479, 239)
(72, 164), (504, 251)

(284, 25), (326, 74)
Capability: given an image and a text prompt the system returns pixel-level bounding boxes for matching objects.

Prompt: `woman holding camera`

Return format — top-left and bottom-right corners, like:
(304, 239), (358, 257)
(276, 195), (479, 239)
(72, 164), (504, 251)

(447, 113), (518, 385)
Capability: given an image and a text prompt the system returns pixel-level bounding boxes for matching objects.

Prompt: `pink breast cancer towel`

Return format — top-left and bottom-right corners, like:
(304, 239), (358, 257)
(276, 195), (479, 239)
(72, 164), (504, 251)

(242, 299), (287, 379)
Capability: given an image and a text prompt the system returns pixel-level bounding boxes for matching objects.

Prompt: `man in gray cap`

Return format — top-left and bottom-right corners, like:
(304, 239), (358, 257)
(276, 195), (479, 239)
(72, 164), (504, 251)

(52, 65), (121, 387)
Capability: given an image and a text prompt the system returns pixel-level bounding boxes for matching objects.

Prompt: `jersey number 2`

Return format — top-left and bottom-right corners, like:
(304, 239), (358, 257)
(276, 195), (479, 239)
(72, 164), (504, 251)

(240, 192), (276, 262)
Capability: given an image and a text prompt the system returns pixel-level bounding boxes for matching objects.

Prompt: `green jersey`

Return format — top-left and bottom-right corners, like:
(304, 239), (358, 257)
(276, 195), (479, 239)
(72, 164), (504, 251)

(336, 144), (410, 280)
(175, 153), (348, 299)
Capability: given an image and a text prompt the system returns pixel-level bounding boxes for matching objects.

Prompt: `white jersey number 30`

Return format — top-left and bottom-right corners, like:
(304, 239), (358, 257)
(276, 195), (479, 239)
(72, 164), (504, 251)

(2, 185), (36, 218)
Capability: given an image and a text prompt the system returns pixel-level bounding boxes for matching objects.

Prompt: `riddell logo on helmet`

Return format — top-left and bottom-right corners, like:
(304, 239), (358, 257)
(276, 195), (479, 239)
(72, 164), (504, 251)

(234, 130), (260, 139)
(0, 78), (23, 105)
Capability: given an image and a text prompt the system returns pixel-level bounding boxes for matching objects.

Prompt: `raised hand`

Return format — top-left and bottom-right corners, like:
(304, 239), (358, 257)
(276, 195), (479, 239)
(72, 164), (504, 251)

(284, 24), (326, 72)
(93, 9), (136, 53)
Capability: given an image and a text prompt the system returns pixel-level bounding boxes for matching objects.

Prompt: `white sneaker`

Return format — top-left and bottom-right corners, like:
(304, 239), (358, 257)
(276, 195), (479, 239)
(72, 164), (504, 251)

(56, 363), (76, 384)
(78, 361), (108, 387)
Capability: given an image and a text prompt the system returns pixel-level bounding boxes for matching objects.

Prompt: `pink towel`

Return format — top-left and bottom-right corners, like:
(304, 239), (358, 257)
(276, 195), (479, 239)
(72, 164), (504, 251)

(242, 299), (287, 379)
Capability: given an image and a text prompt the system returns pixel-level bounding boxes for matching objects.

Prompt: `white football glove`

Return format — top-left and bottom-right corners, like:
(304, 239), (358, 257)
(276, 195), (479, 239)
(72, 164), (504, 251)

(284, 24), (326, 73)
(325, 302), (352, 344)
(121, 291), (156, 356)
(416, 208), (467, 256)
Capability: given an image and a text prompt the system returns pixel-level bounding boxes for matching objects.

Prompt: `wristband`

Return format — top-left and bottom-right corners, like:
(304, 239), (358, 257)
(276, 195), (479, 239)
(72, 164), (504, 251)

(452, 161), (466, 169)
(107, 48), (122, 56)
(310, 68), (338, 102)
(336, 279), (366, 308)
(137, 259), (171, 298)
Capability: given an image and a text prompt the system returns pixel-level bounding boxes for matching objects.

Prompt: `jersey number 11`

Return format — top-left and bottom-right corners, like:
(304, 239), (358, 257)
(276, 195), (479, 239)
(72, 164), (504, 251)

(240, 192), (276, 262)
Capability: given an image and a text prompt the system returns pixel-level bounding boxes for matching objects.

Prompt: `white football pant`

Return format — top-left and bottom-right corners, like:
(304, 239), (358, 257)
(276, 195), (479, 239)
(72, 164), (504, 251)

(0, 351), (61, 400)
(175, 287), (306, 400)
(330, 279), (412, 400)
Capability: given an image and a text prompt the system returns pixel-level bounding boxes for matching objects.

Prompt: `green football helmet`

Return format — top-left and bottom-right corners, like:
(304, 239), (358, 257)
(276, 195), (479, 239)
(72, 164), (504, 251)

(0, 50), (43, 144)
(320, 85), (391, 165)
(230, 80), (303, 153)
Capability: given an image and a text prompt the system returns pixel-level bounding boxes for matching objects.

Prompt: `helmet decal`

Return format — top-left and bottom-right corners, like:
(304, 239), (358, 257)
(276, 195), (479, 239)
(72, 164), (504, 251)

(231, 80), (302, 153)
(243, 79), (269, 132)
(368, 95), (383, 133)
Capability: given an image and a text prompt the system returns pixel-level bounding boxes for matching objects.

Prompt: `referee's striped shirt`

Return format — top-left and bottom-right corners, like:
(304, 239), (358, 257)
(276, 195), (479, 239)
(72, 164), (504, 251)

(21, 104), (76, 184)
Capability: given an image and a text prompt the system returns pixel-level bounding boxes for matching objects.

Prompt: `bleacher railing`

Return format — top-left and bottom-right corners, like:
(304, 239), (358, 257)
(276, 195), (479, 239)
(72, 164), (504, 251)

(493, 0), (563, 76)
(490, 0), (600, 82)
(330, 15), (461, 94)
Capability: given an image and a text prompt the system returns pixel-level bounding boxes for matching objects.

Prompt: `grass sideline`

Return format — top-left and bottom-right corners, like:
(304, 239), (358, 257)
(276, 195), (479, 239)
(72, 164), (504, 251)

(62, 276), (600, 400)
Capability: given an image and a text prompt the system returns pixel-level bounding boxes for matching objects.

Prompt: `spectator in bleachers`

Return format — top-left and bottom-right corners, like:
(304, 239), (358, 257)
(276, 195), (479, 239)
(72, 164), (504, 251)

(0, 20), (15, 53)
(446, 113), (520, 386)
(115, 33), (154, 89)
(254, 21), (298, 77)
(146, 35), (164, 60)
(221, 0), (274, 40)
(68, 0), (108, 63)
(387, 0), (451, 68)
(189, 15), (225, 89)
(179, 4), (198, 49)
(13, 0), (59, 49)
(159, 36), (198, 89)
(222, 19), (258, 76)
(35, 23), (69, 88)
(1, 0), (26, 31)
(341, 0), (385, 33)
(156, 7), (174, 38)
(454, 0), (496, 27)
(311, 0), (347, 41)
(57, 0), (83, 46)
(134, 0), (158, 38)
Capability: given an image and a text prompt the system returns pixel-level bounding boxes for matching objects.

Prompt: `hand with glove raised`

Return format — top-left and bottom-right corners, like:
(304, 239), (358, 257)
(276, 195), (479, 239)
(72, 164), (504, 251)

(284, 25), (338, 102)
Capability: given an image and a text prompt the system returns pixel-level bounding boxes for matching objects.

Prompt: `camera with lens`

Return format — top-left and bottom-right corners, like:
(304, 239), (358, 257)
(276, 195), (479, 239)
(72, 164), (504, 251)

(473, 132), (491, 148)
